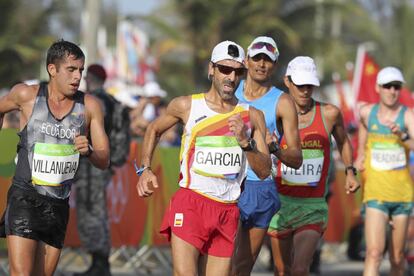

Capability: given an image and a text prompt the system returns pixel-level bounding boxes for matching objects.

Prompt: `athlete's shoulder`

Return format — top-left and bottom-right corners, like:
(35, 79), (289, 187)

(276, 92), (295, 109)
(84, 93), (100, 105)
(248, 106), (265, 122)
(278, 92), (291, 101)
(269, 85), (284, 94)
(169, 95), (192, 109)
(164, 95), (192, 120)
(358, 102), (375, 119)
(10, 83), (39, 102)
(320, 101), (341, 121)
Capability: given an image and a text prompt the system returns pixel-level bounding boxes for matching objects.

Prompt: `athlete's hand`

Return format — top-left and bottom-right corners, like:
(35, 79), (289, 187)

(136, 169), (159, 197)
(74, 134), (90, 156)
(386, 121), (408, 140)
(345, 173), (360, 194)
(228, 114), (249, 146)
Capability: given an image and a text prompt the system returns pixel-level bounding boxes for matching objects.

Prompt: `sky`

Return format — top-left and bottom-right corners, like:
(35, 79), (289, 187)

(104, 0), (161, 16)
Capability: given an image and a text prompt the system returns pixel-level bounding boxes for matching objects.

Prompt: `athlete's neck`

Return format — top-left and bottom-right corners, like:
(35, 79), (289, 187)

(243, 79), (271, 100)
(378, 103), (401, 122)
(47, 84), (69, 102)
(205, 90), (238, 114)
(296, 99), (314, 116)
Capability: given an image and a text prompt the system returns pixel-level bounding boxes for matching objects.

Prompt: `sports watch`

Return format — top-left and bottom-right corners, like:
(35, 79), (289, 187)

(268, 141), (280, 155)
(241, 138), (257, 152)
(401, 131), (410, 142)
(345, 165), (357, 176)
(85, 144), (94, 157)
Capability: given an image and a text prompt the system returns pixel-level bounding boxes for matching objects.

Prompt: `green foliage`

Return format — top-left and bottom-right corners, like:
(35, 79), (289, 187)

(0, 0), (79, 88)
(139, 0), (385, 92)
(374, 0), (414, 88)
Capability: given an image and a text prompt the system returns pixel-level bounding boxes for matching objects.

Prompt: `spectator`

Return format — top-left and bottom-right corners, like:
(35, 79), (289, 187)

(130, 81), (167, 138)
(74, 64), (114, 276)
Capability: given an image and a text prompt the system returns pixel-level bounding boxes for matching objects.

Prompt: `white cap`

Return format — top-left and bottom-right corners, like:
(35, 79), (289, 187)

(144, 81), (167, 98)
(247, 36), (279, 61)
(286, 56), (320, 87)
(211, 41), (245, 64)
(376, 66), (405, 85)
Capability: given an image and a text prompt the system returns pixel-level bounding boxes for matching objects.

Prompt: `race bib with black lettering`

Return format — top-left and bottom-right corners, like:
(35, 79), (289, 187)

(281, 149), (323, 186)
(32, 143), (79, 186)
(370, 142), (406, 171)
(192, 136), (243, 179)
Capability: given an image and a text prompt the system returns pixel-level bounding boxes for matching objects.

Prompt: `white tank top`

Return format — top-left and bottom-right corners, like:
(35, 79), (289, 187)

(178, 93), (251, 202)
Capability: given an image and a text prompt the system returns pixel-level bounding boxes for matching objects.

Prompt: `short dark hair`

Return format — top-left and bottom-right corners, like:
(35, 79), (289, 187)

(46, 39), (84, 71)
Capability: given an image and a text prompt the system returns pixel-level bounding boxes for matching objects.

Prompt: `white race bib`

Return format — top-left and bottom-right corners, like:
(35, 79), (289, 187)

(32, 143), (79, 186)
(370, 142), (406, 171)
(192, 136), (243, 179)
(281, 149), (323, 187)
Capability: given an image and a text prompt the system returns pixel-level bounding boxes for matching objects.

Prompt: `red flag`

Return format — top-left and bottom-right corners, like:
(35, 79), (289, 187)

(332, 73), (355, 127)
(399, 87), (414, 108)
(354, 50), (414, 107)
(355, 52), (380, 103)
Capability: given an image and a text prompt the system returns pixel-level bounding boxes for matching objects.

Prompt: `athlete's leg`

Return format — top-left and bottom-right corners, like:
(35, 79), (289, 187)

(7, 235), (37, 275)
(291, 230), (320, 276)
(199, 254), (232, 276)
(388, 214), (409, 276)
(270, 234), (293, 276)
(232, 225), (267, 275)
(171, 233), (200, 276)
(363, 207), (388, 276)
(32, 241), (62, 276)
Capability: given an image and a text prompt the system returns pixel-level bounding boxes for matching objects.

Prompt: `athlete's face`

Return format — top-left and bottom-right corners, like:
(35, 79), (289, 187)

(284, 75), (315, 108)
(246, 53), (276, 82)
(209, 60), (245, 101)
(48, 54), (85, 97)
(376, 82), (402, 108)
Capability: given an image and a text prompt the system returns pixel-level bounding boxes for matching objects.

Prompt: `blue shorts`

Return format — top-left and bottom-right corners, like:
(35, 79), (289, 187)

(238, 180), (280, 229)
(362, 200), (413, 217)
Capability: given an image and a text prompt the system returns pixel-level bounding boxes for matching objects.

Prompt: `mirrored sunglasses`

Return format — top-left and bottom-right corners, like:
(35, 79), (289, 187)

(251, 42), (277, 54)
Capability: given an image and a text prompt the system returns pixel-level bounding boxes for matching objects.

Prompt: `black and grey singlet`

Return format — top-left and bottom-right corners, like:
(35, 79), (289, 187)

(12, 82), (86, 199)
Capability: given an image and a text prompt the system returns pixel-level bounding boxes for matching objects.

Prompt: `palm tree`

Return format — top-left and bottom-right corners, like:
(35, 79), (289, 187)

(0, 0), (80, 87)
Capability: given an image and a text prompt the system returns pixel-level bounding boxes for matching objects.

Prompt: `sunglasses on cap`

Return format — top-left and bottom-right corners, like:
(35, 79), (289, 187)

(250, 42), (278, 54)
(382, 83), (402, 90)
(213, 63), (246, 76)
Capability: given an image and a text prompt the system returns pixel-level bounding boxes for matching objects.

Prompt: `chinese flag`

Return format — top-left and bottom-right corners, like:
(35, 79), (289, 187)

(355, 51), (414, 107)
(355, 53), (380, 103)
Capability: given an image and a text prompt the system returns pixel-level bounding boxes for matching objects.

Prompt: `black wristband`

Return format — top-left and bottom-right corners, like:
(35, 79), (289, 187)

(401, 131), (410, 142)
(241, 138), (256, 152)
(85, 144), (94, 157)
(345, 165), (357, 176)
(268, 141), (280, 154)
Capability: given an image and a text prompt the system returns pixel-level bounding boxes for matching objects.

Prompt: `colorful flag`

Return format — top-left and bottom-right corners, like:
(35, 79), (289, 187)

(354, 52), (380, 103)
(353, 49), (414, 107)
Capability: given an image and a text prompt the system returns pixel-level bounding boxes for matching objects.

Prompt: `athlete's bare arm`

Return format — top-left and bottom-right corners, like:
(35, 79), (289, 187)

(355, 104), (373, 171)
(326, 104), (360, 194)
(242, 107), (271, 179)
(137, 96), (191, 197)
(275, 93), (302, 169)
(74, 94), (109, 170)
(397, 108), (414, 150)
(0, 83), (38, 130)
